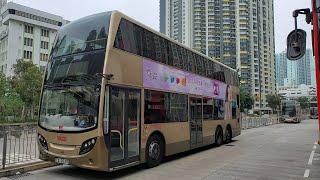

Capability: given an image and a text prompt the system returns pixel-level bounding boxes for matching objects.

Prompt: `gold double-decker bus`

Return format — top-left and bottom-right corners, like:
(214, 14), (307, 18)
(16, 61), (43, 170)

(38, 11), (241, 171)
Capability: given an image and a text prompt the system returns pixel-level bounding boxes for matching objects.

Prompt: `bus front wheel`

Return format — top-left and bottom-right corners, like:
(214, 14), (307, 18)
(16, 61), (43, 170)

(146, 135), (164, 168)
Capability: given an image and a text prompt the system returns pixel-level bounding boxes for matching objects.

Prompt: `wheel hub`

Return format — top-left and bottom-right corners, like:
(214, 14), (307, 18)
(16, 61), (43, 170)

(149, 141), (160, 160)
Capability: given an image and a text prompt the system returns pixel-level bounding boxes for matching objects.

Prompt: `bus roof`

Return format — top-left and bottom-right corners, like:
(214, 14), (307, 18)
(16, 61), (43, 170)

(111, 10), (237, 73)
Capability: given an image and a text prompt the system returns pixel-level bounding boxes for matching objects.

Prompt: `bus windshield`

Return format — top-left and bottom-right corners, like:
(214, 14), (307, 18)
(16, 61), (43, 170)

(51, 12), (111, 58)
(39, 85), (100, 132)
(282, 106), (297, 117)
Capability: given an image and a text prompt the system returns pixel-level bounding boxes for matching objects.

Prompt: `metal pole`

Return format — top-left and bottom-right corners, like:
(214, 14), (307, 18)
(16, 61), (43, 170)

(2, 131), (7, 169)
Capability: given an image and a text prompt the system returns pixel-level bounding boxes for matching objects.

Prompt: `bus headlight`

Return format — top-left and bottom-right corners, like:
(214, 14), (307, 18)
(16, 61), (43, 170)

(38, 134), (48, 150)
(79, 137), (97, 155)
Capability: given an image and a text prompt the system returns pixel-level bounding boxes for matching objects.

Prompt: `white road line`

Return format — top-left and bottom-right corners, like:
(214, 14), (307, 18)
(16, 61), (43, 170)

(308, 150), (315, 165)
(304, 169), (310, 178)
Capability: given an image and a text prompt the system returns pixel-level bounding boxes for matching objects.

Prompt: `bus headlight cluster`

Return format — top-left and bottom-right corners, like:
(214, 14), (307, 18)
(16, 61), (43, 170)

(38, 134), (48, 150)
(79, 137), (97, 155)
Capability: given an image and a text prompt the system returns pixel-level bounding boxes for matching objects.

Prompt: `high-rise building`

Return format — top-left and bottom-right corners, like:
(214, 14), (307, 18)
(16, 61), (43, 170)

(160, 0), (276, 110)
(275, 52), (287, 87)
(0, 1), (68, 76)
(160, 0), (239, 69)
(285, 57), (298, 87)
(297, 49), (313, 85)
(276, 49), (315, 88)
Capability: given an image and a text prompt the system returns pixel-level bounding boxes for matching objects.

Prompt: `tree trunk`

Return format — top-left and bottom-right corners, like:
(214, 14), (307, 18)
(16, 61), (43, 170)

(21, 105), (25, 121)
(31, 105), (34, 120)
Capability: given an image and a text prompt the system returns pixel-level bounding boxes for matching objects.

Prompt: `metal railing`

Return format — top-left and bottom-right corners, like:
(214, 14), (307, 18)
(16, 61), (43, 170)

(241, 116), (279, 130)
(0, 123), (39, 169)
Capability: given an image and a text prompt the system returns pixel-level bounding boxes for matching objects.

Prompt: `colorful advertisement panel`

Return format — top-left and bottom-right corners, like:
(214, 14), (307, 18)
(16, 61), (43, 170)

(143, 59), (227, 100)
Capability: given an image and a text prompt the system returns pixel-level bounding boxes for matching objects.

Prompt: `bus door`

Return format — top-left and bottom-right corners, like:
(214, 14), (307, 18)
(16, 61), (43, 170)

(107, 86), (140, 168)
(189, 97), (203, 148)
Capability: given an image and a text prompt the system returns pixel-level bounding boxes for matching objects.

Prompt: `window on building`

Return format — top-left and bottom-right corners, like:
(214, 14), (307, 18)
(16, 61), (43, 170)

(41, 41), (49, 49)
(24, 25), (34, 34)
(23, 38), (33, 47)
(144, 90), (188, 124)
(23, 50), (32, 59)
(41, 29), (49, 37)
(40, 53), (49, 61)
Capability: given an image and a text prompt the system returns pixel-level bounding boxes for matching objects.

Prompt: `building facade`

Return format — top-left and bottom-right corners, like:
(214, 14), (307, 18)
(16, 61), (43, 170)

(276, 49), (315, 88)
(275, 52), (287, 87)
(160, 0), (276, 110)
(297, 49), (313, 85)
(278, 84), (316, 100)
(0, 0), (68, 76)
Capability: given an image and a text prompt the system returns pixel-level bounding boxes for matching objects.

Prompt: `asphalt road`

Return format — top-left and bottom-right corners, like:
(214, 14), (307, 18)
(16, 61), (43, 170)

(2, 119), (320, 180)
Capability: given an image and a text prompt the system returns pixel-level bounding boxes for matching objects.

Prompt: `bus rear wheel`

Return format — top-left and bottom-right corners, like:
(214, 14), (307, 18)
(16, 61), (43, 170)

(215, 128), (223, 146)
(146, 135), (164, 168)
(225, 126), (232, 143)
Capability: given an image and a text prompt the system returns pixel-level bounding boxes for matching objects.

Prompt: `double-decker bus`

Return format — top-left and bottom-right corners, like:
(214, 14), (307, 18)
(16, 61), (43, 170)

(37, 11), (241, 171)
(281, 100), (302, 123)
(310, 100), (318, 119)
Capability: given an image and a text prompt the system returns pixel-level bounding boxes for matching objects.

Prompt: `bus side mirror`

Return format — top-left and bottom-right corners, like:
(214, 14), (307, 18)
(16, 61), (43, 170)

(287, 29), (307, 60)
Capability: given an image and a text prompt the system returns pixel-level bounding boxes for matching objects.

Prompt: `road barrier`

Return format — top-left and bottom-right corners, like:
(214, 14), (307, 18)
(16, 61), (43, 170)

(241, 116), (279, 130)
(0, 123), (39, 169)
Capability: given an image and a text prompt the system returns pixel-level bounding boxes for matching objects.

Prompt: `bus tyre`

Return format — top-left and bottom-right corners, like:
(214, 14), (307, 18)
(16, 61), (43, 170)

(146, 135), (164, 168)
(215, 128), (223, 146)
(225, 126), (232, 143)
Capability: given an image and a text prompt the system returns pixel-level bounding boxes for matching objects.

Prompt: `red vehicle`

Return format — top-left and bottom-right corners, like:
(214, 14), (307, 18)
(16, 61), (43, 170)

(287, 0), (320, 144)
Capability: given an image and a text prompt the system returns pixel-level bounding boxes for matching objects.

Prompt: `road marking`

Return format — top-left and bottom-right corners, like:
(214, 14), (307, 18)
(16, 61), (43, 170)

(313, 145), (317, 150)
(308, 150), (315, 165)
(304, 169), (310, 178)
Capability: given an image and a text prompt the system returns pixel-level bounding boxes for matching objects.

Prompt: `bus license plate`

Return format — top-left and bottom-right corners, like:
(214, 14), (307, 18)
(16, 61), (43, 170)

(55, 158), (69, 165)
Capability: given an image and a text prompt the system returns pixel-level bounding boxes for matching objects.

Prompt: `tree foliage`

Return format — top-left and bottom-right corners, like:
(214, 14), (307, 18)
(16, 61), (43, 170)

(0, 59), (43, 123)
(0, 72), (23, 120)
(266, 94), (281, 111)
(297, 96), (310, 109)
(240, 87), (254, 113)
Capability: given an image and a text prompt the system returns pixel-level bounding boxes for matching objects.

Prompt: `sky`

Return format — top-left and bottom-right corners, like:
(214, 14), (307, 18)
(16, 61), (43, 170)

(9, 0), (313, 54)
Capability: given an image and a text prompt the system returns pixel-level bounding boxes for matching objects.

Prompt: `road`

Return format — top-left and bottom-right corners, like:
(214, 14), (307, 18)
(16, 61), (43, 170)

(1, 119), (320, 180)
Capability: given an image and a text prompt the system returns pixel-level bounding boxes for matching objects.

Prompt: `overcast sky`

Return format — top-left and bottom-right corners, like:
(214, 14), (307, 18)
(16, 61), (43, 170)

(9, 0), (313, 53)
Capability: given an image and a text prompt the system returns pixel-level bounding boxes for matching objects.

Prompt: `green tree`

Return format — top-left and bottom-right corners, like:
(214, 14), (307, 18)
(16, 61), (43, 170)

(0, 73), (24, 122)
(240, 88), (254, 113)
(11, 59), (43, 120)
(266, 94), (281, 112)
(297, 96), (310, 109)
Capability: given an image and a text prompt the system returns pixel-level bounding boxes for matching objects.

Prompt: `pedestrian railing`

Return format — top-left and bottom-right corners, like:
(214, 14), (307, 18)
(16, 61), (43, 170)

(0, 123), (39, 169)
(241, 116), (279, 130)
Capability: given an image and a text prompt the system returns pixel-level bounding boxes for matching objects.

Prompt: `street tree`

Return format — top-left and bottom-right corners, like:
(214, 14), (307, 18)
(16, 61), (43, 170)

(240, 87), (254, 113)
(297, 96), (310, 110)
(11, 59), (43, 120)
(266, 94), (281, 112)
(0, 73), (23, 121)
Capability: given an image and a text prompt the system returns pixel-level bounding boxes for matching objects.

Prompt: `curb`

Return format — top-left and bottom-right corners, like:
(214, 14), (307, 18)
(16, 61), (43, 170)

(0, 161), (57, 178)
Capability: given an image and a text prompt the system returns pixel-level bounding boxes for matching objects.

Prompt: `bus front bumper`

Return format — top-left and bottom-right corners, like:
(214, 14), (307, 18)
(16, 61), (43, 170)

(38, 137), (108, 171)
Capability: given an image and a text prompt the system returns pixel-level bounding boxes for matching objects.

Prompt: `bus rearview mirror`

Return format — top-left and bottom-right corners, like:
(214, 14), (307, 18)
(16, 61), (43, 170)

(287, 29), (307, 61)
